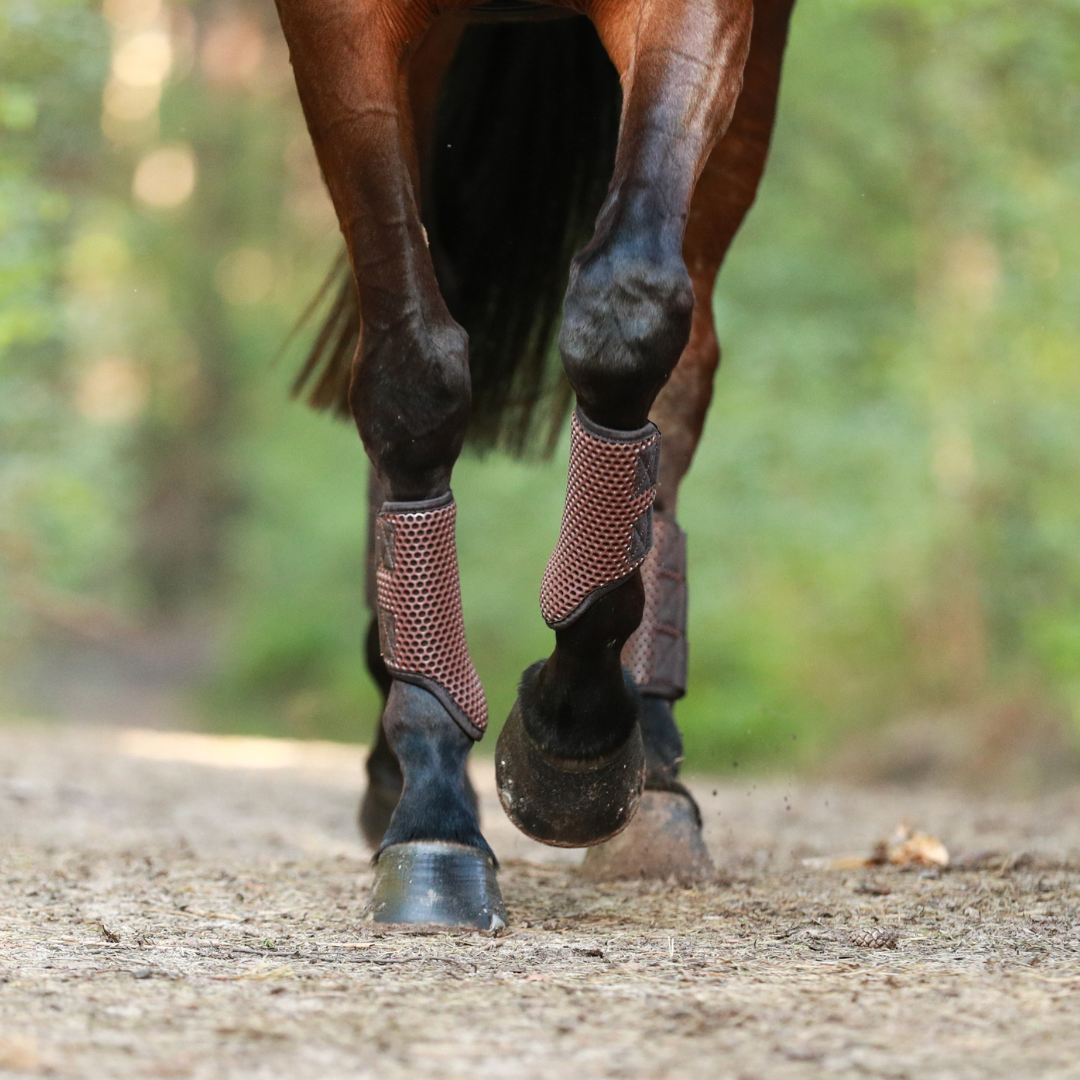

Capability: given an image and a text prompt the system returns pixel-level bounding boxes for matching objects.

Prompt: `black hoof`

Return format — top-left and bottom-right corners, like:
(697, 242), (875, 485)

(365, 842), (507, 930)
(495, 700), (646, 847)
(579, 790), (714, 882)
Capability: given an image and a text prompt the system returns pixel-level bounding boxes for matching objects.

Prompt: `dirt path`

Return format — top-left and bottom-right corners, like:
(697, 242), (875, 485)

(1, 723), (1078, 1079)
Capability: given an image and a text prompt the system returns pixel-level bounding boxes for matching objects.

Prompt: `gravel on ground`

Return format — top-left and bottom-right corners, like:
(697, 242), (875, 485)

(1, 722), (1078, 1079)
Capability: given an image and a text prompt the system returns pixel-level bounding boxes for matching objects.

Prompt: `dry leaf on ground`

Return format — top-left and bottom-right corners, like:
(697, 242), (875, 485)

(885, 823), (950, 868)
(803, 821), (950, 870)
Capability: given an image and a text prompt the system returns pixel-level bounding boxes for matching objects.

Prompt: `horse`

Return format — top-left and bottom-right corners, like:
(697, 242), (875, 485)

(273, 0), (797, 928)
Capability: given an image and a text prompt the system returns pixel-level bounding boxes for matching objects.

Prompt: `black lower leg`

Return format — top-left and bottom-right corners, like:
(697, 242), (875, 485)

(359, 619), (401, 848)
(368, 680), (503, 929)
(377, 681), (489, 857)
(618, 510), (694, 797)
(637, 696), (701, 829)
(517, 576), (644, 760)
(639, 696), (684, 788)
(498, 580), (648, 847)
(360, 604), (481, 850)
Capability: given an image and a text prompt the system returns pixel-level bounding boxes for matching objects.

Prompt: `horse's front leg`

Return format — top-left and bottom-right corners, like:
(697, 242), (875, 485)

(357, 463), (481, 850)
(496, 0), (754, 847)
(277, 0), (503, 928)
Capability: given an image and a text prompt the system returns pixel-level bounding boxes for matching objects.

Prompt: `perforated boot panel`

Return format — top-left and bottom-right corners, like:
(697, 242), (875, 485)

(540, 407), (661, 629)
(375, 493), (487, 738)
(621, 513), (688, 699)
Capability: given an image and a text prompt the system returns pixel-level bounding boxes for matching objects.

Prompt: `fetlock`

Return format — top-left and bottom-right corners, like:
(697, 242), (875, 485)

(359, 708), (480, 850)
(379, 681), (490, 857)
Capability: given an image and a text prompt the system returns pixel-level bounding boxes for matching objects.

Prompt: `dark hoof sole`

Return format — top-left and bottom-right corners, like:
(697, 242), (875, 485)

(495, 702), (645, 847)
(365, 842), (507, 930)
(579, 790), (714, 882)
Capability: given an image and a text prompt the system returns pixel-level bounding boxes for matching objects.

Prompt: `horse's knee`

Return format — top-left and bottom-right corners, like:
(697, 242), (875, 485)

(559, 246), (694, 427)
(351, 316), (471, 497)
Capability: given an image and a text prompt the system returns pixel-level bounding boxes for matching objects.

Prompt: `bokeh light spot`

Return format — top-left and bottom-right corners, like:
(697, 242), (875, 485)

(112, 29), (173, 88)
(103, 78), (161, 122)
(133, 145), (197, 208)
(76, 357), (149, 424)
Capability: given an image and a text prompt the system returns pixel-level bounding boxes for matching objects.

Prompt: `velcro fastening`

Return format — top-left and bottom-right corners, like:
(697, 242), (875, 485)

(540, 407), (661, 629)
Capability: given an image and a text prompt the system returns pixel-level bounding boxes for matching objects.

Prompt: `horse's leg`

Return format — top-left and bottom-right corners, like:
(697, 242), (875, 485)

(496, 0), (756, 846)
(581, 0), (798, 879)
(357, 466), (398, 847)
(277, 0), (503, 928)
(354, 22), (481, 855)
(359, 464), (481, 849)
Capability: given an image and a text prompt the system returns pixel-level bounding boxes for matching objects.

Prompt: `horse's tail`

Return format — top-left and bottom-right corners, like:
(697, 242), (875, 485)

(291, 17), (622, 456)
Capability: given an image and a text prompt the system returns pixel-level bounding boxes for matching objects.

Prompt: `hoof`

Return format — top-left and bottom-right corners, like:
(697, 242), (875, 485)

(495, 701), (646, 847)
(365, 842), (507, 930)
(579, 790), (714, 882)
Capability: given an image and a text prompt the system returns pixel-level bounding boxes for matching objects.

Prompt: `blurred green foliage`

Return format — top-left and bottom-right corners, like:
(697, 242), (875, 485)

(1, 0), (1079, 777)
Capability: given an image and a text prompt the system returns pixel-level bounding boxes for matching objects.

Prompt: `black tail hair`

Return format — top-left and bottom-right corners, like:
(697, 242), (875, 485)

(291, 17), (622, 457)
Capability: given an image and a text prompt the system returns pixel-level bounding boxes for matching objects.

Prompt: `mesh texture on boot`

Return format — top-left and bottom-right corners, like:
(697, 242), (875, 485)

(375, 493), (487, 737)
(540, 408), (661, 629)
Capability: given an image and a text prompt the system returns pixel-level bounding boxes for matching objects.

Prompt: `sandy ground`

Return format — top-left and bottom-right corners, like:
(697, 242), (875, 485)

(1, 722), (1079, 1080)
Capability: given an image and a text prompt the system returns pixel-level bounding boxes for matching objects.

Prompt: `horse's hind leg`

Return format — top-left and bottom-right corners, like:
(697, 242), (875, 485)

(357, 468), (399, 849)
(496, 0), (757, 846)
(581, 0), (798, 879)
(278, 0), (502, 928)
